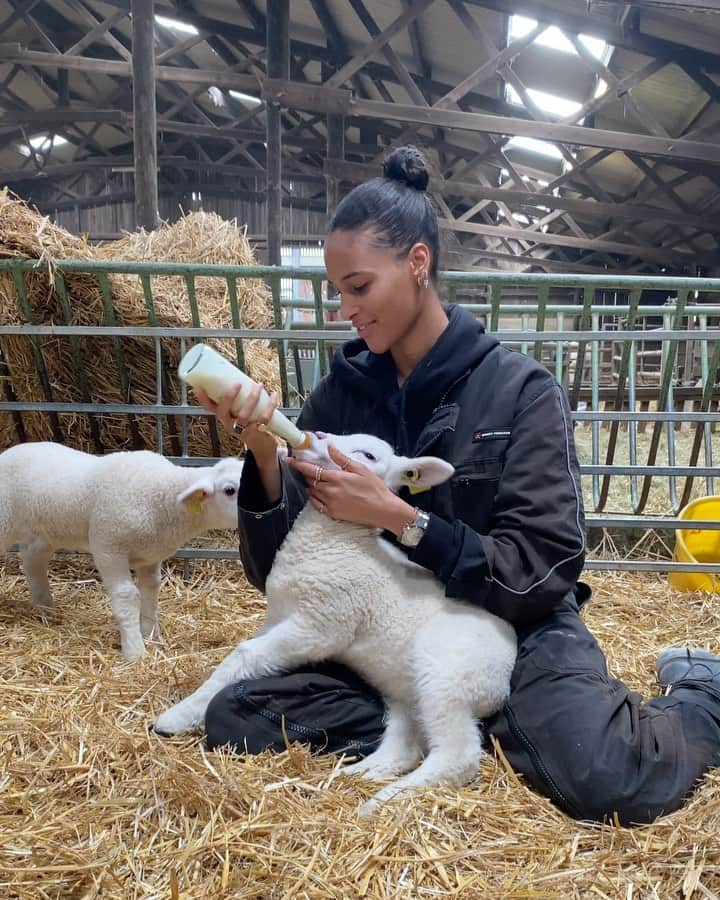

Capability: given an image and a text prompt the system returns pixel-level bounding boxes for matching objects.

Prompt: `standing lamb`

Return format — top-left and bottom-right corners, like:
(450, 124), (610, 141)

(0, 442), (244, 660)
(155, 433), (517, 815)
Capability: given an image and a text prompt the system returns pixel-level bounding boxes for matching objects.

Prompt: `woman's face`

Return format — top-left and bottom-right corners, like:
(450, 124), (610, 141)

(324, 228), (427, 355)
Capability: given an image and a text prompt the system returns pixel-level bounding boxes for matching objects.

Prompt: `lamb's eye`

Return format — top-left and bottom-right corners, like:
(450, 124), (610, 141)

(405, 469), (420, 481)
(224, 486), (237, 497)
(363, 452), (377, 462)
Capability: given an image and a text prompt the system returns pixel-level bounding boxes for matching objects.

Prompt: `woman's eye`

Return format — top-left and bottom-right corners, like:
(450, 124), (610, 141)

(351, 284), (367, 294)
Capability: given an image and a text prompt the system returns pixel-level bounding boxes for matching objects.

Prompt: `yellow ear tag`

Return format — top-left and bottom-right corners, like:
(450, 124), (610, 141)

(187, 490), (204, 514)
(404, 468), (430, 495)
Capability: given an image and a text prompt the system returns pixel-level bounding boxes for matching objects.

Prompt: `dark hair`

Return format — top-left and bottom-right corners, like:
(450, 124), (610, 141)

(328, 146), (441, 279)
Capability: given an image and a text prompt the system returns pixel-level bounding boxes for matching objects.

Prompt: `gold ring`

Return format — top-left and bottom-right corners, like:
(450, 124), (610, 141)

(313, 465), (323, 488)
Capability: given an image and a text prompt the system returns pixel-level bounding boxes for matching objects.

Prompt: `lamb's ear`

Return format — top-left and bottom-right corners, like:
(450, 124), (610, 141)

(177, 476), (215, 513)
(386, 455), (455, 493)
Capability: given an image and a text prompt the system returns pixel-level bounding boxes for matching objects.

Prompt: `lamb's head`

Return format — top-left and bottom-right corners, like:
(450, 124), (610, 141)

(176, 457), (244, 529)
(295, 432), (454, 493)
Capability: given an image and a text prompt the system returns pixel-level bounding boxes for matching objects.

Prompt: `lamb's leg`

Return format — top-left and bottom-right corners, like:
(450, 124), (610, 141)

(343, 704), (422, 779)
(94, 553), (145, 661)
(20, 538), (55, 608)
(135, 562), (162, 640)
(360, 692), (482, 818)
(154, 616), (346, 736)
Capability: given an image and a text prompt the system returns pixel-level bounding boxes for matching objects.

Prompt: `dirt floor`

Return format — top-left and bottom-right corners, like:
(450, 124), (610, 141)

(2, 553), (720, 899)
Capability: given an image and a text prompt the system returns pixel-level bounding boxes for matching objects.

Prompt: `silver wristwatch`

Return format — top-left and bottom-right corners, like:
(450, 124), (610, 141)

(400, 509), (430, 548)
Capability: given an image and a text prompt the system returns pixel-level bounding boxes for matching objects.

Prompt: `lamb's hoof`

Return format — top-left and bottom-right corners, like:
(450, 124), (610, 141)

(121, 639), (146, 662)
(359, 798), (381, 820)
(141, 620), (160, 641)
(153, 706), (200, 737)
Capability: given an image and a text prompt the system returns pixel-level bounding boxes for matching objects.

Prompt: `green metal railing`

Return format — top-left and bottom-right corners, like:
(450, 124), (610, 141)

(1, 259), (719, 576)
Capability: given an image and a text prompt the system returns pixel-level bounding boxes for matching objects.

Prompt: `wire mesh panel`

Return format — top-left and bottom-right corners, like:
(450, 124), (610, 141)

(1, 259), (719, 576)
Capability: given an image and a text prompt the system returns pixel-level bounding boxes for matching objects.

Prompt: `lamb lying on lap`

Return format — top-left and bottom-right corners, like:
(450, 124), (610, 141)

(0, 442), (244, 660)
(155, 432), (517, 815)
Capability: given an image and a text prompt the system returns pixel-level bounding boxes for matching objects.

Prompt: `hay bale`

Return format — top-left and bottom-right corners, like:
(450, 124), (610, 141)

(0, 191), (278, 456)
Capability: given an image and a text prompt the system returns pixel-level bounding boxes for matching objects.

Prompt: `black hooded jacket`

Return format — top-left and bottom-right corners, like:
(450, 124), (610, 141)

(237, 305), (586, 628)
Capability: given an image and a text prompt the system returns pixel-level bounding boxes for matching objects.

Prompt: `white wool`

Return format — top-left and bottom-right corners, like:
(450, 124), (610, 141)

(156, 433), (517, 815)
(0, 442), (243, 660)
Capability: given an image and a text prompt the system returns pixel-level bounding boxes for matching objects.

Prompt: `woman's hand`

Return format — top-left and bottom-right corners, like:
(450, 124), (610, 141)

(193, 382), (279, 465)
(287, 444), (415, 537)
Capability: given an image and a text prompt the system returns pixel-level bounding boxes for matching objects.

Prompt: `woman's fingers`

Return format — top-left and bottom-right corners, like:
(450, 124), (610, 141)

(192, 386), (218, 414)
(233, 381), (271, 428)
(257, 391), (279, 427)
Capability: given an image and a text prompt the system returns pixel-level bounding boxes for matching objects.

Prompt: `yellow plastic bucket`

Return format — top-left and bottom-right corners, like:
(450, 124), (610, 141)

(669, 495), (720, 593)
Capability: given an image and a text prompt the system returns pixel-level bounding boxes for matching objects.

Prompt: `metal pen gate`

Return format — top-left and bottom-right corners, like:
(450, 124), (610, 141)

(1, 259), (719, 578)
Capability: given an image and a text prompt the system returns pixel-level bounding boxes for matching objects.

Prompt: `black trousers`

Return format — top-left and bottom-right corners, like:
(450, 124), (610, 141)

(204, 592), (720, 826)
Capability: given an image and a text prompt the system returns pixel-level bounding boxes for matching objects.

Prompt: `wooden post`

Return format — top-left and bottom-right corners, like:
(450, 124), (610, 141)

(131, 0), (159, 230)
(266, 0), (289, 267)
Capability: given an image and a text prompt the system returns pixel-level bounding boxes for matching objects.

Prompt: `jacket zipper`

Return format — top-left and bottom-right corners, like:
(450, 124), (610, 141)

(504, 704), (581, 818)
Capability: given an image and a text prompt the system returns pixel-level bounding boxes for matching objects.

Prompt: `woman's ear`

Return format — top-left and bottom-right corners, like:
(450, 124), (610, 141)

(408, 242), (431, 282)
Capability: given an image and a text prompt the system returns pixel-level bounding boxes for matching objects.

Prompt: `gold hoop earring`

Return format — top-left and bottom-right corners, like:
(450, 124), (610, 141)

(417, 270), (429, 289)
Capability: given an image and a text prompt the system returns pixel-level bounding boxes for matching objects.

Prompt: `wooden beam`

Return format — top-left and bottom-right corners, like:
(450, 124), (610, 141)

(324, 0), (437, 89)
(464, 0), (720, 73)
(0, 154), (327, 184)
(266, 0), (288, 269)
(262, 79), (720, 167)
(347, 0), (429, 106)
(131, 0), (159, 229)
(402, 0), (431, 81)
(326, 113), (344, 217)
(589, 0), (720, 10)
(28, 185), (326, 213)
(0, 108), (125, 130)
(437, 218), (718, 267)
(0, 46), (261, 92)
(321, 158), (720, 233)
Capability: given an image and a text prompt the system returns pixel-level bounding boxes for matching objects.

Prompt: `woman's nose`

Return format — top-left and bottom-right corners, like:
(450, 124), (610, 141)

(339, 293), (357, 321)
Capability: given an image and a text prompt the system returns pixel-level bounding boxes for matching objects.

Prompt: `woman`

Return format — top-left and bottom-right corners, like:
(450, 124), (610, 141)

(195, 146), (720, 826)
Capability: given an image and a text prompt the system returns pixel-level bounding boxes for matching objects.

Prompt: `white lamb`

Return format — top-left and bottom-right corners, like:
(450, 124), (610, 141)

(155, 432), (517, 815)
(0, 442), (244, 660)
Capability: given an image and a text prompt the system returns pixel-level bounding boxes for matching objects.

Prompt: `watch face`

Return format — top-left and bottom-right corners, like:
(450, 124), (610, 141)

(403, 525), (424, 547)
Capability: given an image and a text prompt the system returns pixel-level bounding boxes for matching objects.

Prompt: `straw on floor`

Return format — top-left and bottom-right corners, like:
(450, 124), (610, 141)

(0, 191), (278, 456)
(1, 556), (719, 899)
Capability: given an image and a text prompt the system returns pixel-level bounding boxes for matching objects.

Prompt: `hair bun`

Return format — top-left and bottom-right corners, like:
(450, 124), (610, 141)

(383, 146), (429, 192)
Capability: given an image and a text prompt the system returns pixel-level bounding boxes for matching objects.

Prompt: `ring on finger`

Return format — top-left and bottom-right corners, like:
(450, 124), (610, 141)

(318, 501), (326, 514)
(313, 465), (324, 488)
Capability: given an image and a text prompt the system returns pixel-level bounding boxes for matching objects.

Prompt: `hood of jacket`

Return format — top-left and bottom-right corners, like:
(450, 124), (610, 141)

(330, 304), (500, 449)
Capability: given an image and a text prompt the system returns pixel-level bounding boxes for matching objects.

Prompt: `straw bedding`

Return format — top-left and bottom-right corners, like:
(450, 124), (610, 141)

(0, 191), (278, 457)
(1, 554), (719, 899)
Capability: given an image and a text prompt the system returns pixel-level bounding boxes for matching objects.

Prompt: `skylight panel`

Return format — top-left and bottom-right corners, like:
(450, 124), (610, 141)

(506, 84), (583, 118)
(509, 14), (609, 62)
(228, 90), (262, 106)
(504, 136), (564, 160)
(18, 134), (69, 156)
(154, 15), (198, 35)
